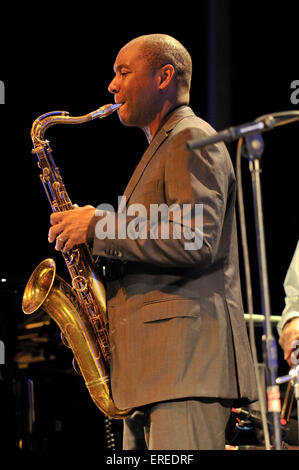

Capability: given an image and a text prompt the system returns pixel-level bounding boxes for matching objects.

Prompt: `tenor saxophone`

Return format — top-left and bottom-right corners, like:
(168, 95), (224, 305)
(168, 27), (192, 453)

(22, 103), (131, 419)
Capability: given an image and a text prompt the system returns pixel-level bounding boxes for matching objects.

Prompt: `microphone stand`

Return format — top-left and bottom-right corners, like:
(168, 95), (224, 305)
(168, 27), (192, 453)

(276, 365), (299, 447)
(187, 111), (299, 450)
(243, 133), (281, 450)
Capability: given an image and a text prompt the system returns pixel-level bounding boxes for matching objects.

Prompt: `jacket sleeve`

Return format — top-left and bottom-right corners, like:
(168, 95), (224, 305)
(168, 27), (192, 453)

(88, 127), (233, 268)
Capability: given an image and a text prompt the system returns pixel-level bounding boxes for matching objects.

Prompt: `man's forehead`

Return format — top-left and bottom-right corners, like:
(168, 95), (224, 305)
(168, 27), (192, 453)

(113, 41), (145, 70)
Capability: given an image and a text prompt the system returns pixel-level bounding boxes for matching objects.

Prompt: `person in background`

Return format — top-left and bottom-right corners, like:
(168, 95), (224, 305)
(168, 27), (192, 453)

(278, 240), (299, 367)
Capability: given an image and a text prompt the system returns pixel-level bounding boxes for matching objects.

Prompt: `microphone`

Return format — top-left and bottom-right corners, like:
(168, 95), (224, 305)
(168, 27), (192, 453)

(186, 110), (299, 150)
(186, 117), (275, 150)
(232, 407), (299, 445)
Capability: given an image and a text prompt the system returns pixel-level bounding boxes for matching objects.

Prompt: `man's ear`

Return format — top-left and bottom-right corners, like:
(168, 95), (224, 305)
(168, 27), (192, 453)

(158, 64), (175, 90)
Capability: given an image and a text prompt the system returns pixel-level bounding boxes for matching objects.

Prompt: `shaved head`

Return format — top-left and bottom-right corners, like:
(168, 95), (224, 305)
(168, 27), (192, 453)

(122, 34), (192, 93)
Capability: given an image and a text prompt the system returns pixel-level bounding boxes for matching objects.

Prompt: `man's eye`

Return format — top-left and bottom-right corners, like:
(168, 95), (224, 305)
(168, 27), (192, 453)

(120, 71), (130, 76)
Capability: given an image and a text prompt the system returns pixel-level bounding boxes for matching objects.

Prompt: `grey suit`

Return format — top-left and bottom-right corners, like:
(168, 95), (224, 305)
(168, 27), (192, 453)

(88, 106), (257, 413)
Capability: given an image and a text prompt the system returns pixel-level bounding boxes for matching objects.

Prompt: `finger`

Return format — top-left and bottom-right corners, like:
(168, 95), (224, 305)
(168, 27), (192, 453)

(284, 344), (298, 364)
(55, 233), (67, 251)
(50, 212), (63, 225)
(284, 349), (291, 362)
(48, 223), (64, 243)
(62, 239), (75, 253)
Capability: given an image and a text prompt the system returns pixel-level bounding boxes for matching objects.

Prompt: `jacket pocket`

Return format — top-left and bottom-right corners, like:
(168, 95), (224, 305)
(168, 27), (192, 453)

(141, 298), (200, 323)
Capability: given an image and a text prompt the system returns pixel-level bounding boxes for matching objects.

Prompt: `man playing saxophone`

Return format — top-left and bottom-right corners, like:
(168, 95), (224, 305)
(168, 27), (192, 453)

(48, 34), (257, 450)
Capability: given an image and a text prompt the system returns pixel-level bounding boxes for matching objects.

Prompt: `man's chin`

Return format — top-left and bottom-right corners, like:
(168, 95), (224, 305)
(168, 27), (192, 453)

(117, 105), (129, 125)
(119, 116), (134, 127)
(117, 105), (145, 129)
(118, 111), (137, 128)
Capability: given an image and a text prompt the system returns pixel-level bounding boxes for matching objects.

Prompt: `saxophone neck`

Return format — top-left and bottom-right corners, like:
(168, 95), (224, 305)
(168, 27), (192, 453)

(29, 102), (123, 211)
(31, 103), (121, 144)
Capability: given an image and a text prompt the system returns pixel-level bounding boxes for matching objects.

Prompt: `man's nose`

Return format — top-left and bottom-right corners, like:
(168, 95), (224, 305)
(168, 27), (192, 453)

(108, 76), (119, 94)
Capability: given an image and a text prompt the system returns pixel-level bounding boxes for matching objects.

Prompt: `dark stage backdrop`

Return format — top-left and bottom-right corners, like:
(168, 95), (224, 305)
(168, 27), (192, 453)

(0, 0), (298, 456)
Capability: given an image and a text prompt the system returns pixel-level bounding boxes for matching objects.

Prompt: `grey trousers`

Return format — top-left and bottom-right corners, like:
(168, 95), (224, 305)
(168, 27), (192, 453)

(122, 398), (233, 450)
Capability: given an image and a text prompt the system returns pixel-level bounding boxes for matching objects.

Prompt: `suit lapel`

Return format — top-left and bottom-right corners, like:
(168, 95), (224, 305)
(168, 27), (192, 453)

(120, 129), (168, 209)
(119, 106), (194, 212)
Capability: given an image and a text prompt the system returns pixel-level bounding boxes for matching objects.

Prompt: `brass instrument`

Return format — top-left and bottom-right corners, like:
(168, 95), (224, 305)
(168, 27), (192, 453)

(22, 103), (131, 419)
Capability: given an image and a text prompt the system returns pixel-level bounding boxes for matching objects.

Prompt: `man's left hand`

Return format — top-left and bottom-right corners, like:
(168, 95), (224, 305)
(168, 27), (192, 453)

(48, 205), (96, 252)
(279, 317), (299, 366)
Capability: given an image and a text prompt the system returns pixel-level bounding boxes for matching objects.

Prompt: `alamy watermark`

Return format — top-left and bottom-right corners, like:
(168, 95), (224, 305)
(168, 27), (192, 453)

(95, 196), (203, 251)
(290, 80), (299, 105)
(0, 81), (4, 104)
(0, 340), (4, 364)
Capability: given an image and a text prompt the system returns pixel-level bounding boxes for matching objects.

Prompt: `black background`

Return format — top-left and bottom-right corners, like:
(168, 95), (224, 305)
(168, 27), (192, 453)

(0, 0), (299, 458)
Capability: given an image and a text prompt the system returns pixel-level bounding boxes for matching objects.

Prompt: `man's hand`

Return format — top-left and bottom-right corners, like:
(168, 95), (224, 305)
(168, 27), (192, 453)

(279, 317), (299, 366)
(48, 205), (96, 252)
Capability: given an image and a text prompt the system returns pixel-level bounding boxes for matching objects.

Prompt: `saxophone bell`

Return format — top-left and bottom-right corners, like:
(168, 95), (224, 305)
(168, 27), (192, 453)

(23, 258), (130, 419)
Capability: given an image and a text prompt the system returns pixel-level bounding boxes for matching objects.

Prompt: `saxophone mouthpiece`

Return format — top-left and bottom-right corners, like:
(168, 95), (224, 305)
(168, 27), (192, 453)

(91, 103), (122, 120)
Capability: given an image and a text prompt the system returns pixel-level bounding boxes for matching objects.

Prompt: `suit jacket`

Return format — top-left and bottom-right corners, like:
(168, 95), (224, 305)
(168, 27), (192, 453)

(88, 106), (257, 410)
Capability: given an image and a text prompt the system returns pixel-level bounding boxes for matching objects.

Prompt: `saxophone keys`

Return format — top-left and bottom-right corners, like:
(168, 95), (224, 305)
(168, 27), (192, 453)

(68, 249), (80, 265)
(72, 275), (88, 293)
(41, 167), (50, 182)
(31, 144), (46, 154)
(52, 181), (61, 191)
